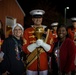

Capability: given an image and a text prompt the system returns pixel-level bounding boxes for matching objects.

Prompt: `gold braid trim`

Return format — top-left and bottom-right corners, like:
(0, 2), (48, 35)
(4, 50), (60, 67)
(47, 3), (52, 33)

(25, 48), (45, 69)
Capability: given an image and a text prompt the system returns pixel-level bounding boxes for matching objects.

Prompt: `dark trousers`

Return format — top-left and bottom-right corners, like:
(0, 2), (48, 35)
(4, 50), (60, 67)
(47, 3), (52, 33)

(61, 70), (75, 75)
(71, 70), (76, 75)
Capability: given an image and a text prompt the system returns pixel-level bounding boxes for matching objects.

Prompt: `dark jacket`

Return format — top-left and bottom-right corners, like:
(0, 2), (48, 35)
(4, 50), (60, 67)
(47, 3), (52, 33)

(1, 35), (25, 75)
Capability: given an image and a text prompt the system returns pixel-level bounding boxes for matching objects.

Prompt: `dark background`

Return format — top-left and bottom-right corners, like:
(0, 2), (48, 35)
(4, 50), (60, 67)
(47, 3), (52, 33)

(17, 0), (76, 28)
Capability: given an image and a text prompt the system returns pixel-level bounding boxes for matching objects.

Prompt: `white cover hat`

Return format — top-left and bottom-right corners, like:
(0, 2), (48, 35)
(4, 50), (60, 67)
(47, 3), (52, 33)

(71, 17), (76, 22)
(12, 23), (24, 32)
(30, 9), (45, 16)
(51, 22), (58, 26)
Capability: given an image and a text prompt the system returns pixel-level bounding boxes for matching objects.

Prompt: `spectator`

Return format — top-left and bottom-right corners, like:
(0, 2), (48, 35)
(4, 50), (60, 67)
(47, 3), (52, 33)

(1, 23), (25, 75)
(51, 24), (75, 75)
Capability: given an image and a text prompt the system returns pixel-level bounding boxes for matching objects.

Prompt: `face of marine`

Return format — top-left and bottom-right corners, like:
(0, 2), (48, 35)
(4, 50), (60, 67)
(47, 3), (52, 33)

(13, 25), (23, 39)
(32, 17), (43, 26)
(73, 22), (76, 28)
(52, 26), (57, 31)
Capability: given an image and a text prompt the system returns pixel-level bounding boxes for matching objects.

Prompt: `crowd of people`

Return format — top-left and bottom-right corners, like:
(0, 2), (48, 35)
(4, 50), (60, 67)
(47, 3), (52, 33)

(0, 9), (76, 75)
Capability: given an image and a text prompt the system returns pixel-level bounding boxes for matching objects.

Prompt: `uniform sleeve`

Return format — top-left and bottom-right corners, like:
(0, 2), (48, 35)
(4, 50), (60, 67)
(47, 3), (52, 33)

(22, 29), (30, 54)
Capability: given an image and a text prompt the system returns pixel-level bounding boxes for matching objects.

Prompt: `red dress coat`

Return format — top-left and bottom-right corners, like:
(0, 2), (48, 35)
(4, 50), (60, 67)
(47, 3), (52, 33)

(68, 28), (76, 41)
(68, 28), (76, 60)
(22, 26), (53, 71)
(52, 30), (58, 43)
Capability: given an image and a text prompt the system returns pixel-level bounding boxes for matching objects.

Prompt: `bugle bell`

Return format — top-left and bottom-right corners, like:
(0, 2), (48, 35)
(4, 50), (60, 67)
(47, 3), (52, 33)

(34, 27), (44, 39)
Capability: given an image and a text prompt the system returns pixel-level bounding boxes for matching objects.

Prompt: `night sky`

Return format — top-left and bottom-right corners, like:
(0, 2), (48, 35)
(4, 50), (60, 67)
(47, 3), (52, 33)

(17, 0), (76, 28)
(17, 0), (76, 18)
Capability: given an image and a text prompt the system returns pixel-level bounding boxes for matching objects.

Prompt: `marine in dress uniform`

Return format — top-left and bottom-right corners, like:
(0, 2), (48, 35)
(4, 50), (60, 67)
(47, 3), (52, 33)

(68, 17), (76, 45)
(50, 22), (58, 43)
(48, 22), (58, 73)
(22, 9), (53, 75)
(68, 17), (76, 73)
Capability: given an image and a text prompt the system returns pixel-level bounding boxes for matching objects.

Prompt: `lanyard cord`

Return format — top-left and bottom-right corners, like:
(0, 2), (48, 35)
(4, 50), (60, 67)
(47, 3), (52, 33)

(12, 38), (23, 60)
(12, 38), (22, 51)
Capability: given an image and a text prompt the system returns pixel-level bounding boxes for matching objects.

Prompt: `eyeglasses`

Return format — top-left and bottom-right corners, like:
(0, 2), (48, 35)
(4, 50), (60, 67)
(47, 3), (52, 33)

(14, 29), (22, 31)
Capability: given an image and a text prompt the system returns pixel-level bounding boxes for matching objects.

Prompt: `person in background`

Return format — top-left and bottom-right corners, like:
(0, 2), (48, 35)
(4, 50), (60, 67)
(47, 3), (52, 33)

(51, 24), (75, 75)
(1, 23), (25, 75)
(48, 22), (58, 73)
(68, 17), (76, 73)
(0, 20), (5, 40)
(68, 17), (76, 46)
(0, 20), (5, 51)
(50, 22), (58, 41)
(22, 9), (53, 75)
(0, 20), (5, 75)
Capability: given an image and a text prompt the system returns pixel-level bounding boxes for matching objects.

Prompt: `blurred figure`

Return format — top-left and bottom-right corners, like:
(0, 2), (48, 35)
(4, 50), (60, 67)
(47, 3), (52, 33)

(48, 22), (58, 74)
(0, 20), (5, 58)
(50, 22), (58, 40)
(68, 17), (76, 73)
(22, 9), (53, 75)
(68, 17), (76, 45)
(51, 24), (75, 75)
(0, 20), (5, 40)
(1, 23), (25, 75)
(50, 22), (58, 44)
(0, 20), (5, 75)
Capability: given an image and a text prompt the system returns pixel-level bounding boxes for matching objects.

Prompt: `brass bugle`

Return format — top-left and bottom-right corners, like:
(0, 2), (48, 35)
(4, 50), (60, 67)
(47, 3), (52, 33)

(34, 27), (44, 39)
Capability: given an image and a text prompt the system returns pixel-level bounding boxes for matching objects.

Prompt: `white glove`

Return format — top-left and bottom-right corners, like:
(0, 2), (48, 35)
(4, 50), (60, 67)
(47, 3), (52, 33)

(27, 43), (39, 52)
(41, 42), (51, 51)
(36, 39), (51, 51)
(36, 39), (43, 46)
